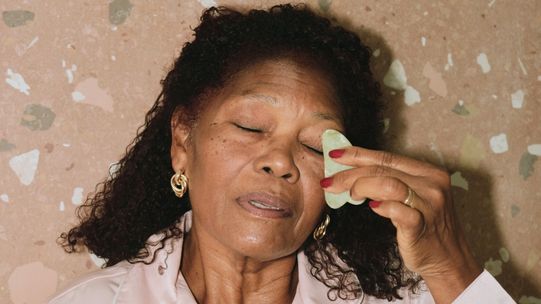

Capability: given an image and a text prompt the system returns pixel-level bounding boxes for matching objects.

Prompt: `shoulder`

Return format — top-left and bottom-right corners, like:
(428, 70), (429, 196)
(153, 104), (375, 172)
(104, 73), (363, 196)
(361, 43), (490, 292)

(48, 261), (134, 304)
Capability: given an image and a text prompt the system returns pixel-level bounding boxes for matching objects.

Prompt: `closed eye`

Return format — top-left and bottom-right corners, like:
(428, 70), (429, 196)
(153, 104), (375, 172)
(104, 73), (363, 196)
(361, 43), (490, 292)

(234, 123), (322, 155)
(234, 123), (262, 133)
(305, 144), (323, 155)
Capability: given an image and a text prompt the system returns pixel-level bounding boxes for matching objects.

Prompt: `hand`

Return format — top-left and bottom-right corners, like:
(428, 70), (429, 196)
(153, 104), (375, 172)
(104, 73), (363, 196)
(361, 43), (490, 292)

(321, 147), (482, 302)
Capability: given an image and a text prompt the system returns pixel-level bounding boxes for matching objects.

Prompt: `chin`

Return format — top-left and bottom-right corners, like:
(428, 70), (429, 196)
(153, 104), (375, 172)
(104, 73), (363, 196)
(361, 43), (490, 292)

(229, 232), (300, 261)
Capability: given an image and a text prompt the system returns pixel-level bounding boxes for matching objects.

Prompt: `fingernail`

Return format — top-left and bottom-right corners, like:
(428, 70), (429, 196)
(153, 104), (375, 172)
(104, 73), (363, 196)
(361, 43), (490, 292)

(320, 177), (333, 188)
(369, 201), (382, 208)
(329, 149), (345, 158)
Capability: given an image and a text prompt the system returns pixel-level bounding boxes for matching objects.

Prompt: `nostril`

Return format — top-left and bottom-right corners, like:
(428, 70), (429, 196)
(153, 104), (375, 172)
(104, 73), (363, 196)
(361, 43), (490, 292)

(261, 166), (294, 180)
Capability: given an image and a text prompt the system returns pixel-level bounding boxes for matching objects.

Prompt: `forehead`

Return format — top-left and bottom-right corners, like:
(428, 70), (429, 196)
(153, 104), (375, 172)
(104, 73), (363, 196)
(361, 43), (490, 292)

(215, 59), (341, 117)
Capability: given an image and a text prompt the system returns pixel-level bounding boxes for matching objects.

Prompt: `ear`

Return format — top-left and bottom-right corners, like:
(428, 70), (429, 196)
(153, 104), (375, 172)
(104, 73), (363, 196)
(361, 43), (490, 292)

(170, 113), (191, 174)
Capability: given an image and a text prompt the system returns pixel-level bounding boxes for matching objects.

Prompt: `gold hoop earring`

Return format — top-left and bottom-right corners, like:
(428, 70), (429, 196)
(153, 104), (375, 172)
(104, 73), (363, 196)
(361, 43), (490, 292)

(313, 214), (330, 241)
(170, 171), (188, 198)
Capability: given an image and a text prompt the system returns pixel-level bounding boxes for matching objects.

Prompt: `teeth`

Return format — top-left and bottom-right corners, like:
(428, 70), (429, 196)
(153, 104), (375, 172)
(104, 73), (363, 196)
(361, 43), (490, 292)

(248, 200), (281, 210)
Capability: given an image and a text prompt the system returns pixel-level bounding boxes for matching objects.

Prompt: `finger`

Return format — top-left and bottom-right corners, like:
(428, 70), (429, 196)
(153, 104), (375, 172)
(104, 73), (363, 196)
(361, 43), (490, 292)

(329, 146), (443, 178)
(323, 175), (432, 216)
(369, 200), (426, 242)
(324, 175), (409, 203)
(325, 165), (416, 193)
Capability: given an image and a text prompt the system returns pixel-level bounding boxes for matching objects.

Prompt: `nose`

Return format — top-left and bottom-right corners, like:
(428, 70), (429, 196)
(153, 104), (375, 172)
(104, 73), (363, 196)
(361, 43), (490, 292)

(254, 141), (300, 183)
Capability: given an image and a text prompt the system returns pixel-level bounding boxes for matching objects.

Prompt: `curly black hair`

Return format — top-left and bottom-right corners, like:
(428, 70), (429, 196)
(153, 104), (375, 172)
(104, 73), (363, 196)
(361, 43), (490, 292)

(60, 3), (419, 301)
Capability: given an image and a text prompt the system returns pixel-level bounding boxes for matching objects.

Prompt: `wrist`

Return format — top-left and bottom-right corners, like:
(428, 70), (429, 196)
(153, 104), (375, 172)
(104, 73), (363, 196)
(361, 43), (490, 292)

(422, 257), (482, 303)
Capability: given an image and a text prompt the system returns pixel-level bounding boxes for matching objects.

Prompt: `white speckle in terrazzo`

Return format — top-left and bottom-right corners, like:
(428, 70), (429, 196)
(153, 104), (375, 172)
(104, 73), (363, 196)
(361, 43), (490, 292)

(484, 258), (503, 276)
(5, 68), (30, 95)
(89, 253), (107, 268)
(17, 36), (39, 56)
(15, 36), (39, 57)
(59, 201), (65, 211)
(111, 55), (117, 61)
(537, 75), (541, 81)
(372, 49), (380, 57)
(423, 11), (428, 16)
(511, 89), (525, 109)
(488, 0), (496, 7)
(451, 172), (469, 190)
(108, 162), (121, 179)
(421, 37), (427, 46)
(199, 0), (217, 8)
(62, 143), (71, 147)
(444, 53), (453, 71)
(0, 194), (8, 203)
(66, 69), (73, 83)
(476, 53), (491, 73)
(72, 187), (84, 205)
(490, 133), (509, 154)
(63, 61), (77, 84)
(28, 36), (39, 49)
(492, 94), (498, 99)
(72, 91), (86, 102)
(404, 85), (421, 106)
(527, 144), (541, 156)
(383, 60), (407, 91)
(8, 149), (40, 186)
(517, 57), (528, 75)
(458, 99), (464, 106)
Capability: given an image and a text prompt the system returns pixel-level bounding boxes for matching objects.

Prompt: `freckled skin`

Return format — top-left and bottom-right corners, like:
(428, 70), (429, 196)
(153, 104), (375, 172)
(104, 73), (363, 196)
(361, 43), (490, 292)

(170, 59), (344, 302)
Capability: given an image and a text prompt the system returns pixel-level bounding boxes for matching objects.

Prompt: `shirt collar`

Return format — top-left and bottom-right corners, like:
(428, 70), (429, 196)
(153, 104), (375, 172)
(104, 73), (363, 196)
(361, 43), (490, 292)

(116, 211), (358, 304)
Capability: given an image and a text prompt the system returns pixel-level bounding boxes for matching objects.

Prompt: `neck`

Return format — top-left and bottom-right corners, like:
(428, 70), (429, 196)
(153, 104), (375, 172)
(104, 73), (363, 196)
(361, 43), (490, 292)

(181, 223), (299, 304)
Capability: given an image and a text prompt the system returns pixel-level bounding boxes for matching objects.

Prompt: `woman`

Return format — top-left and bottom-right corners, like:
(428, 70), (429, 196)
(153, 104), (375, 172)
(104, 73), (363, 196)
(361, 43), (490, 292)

(49, 4), (513, 303)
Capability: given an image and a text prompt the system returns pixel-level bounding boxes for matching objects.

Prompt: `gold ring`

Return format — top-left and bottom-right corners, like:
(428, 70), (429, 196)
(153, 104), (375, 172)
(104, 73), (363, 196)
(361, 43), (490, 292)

(404, 187), (415, 208)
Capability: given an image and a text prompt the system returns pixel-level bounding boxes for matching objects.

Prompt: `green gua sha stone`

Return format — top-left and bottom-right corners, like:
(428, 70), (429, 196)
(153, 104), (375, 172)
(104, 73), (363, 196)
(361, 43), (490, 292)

(322, 129), (366, 209)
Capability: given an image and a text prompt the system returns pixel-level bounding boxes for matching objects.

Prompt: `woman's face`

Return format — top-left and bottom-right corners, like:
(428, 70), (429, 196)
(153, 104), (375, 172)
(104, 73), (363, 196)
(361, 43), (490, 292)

(171, 59), (344, 261)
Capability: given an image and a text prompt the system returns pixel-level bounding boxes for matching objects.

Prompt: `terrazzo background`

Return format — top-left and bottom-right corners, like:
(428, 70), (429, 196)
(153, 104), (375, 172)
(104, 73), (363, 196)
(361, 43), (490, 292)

(1, 0), (539, 302)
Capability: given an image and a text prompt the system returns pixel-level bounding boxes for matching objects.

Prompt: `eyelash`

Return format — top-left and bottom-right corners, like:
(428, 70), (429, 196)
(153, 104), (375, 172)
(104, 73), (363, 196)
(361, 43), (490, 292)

(234, 123), (323, 155)
(234, 123), (262, 133)
(305, 145), (323, 155)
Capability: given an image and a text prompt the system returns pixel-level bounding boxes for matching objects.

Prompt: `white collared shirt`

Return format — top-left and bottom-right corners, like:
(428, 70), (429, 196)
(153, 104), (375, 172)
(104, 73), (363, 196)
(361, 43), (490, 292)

(48, 211), (515, 303)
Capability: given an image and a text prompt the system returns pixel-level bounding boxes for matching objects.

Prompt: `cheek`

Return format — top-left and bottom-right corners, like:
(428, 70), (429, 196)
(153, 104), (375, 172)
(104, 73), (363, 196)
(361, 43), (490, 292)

(187, 132), (255, 204)
(186, 135), (252, 238)
(300, 157), (325, 199)
(298, 160), (326, 221)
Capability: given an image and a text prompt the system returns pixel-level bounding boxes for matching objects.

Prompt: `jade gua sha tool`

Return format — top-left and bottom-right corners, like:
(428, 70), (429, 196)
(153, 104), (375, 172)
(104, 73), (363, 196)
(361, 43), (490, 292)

(322, 129), (366, 209)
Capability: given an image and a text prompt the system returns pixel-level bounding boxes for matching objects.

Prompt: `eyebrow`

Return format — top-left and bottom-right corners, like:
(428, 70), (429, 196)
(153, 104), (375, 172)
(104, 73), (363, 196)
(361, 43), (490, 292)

(240, 91), (341, 123)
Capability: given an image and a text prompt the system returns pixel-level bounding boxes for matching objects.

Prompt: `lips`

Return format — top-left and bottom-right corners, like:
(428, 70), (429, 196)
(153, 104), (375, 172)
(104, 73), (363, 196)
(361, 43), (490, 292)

(248, 199), (282, 210)
(236, 192), (293, 219)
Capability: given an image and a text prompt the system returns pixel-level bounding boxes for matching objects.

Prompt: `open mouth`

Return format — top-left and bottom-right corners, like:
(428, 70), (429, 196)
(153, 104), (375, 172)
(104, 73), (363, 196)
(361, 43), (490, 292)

(248, 199), (283, 210)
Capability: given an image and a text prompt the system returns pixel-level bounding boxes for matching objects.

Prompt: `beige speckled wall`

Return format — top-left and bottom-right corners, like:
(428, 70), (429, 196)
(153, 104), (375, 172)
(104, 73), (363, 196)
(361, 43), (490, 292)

(1, 0), (539, 303)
